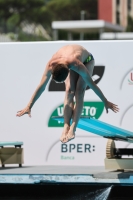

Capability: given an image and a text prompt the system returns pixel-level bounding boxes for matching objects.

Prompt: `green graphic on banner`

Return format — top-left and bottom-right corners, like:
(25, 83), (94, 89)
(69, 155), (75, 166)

(48, 101), (104, 127)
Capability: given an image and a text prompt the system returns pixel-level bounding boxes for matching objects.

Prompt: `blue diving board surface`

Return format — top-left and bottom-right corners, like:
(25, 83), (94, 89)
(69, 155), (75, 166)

(53, 117), (133, 143)
(0, 141), (23, 147)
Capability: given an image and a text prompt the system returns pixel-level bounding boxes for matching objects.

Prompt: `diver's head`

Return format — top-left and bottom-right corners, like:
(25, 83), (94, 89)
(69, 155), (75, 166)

(52, 63), (69, 83)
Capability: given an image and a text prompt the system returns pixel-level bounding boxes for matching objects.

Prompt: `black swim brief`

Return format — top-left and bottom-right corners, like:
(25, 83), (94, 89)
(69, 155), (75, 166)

(83, 54), (94, 65)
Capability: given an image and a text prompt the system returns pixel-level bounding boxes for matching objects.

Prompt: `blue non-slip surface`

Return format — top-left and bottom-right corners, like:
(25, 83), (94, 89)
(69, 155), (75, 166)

(53, 117), (133, 143)
(0, 141), (23, 147)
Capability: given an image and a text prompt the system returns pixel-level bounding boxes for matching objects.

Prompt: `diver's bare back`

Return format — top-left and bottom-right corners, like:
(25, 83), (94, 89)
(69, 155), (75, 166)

(51, 44), (90, 64)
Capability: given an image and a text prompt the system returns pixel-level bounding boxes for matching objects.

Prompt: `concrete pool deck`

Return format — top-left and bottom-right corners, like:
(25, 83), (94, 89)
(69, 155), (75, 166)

(0, 165), (133, 185)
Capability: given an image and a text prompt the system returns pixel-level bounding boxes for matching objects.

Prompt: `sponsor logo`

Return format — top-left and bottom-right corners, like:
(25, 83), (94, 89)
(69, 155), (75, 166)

(48, 65), (105, 91)
(120, 68), (133, 89)
(61, 143), (95, 153)
(45, 137), (105, 165)
(61, 143), (95, 160)
(48, 101), (104, 127)
(128, 72), (133, 85)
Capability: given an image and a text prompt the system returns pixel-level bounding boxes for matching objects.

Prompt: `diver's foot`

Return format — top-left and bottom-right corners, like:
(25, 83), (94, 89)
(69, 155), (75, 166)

(62, 128), (75, 143)
(66, 130), (75, 142)
(60, 125), (70, 143)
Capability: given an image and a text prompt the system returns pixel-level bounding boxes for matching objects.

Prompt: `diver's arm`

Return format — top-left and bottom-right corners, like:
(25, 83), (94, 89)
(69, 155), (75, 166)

(69, 59), (107, 102)
(16, 66), (51, 117)
(69, 59), (119, 113)
(27, 69), (51, 109)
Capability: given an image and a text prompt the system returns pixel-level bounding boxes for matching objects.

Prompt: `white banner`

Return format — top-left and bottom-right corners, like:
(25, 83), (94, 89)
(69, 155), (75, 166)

(0, 41), (133, 166)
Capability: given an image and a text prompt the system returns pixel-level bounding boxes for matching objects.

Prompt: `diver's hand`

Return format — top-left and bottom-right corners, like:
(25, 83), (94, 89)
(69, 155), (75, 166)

(104, 100), (119, 113)
(16, 106), (31, 117)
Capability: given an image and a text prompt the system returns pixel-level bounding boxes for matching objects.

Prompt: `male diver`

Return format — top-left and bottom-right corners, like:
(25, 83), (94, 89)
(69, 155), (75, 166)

(16, 44), (119, 143)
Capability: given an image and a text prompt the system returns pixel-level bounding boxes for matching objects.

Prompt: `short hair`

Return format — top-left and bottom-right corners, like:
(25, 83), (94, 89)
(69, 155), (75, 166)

(52, 64), (69, 82)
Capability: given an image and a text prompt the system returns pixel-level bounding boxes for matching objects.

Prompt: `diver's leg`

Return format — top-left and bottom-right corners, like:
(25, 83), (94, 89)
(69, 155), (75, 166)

(66, 60), (95, 141)
(60, 70), (79, 143)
